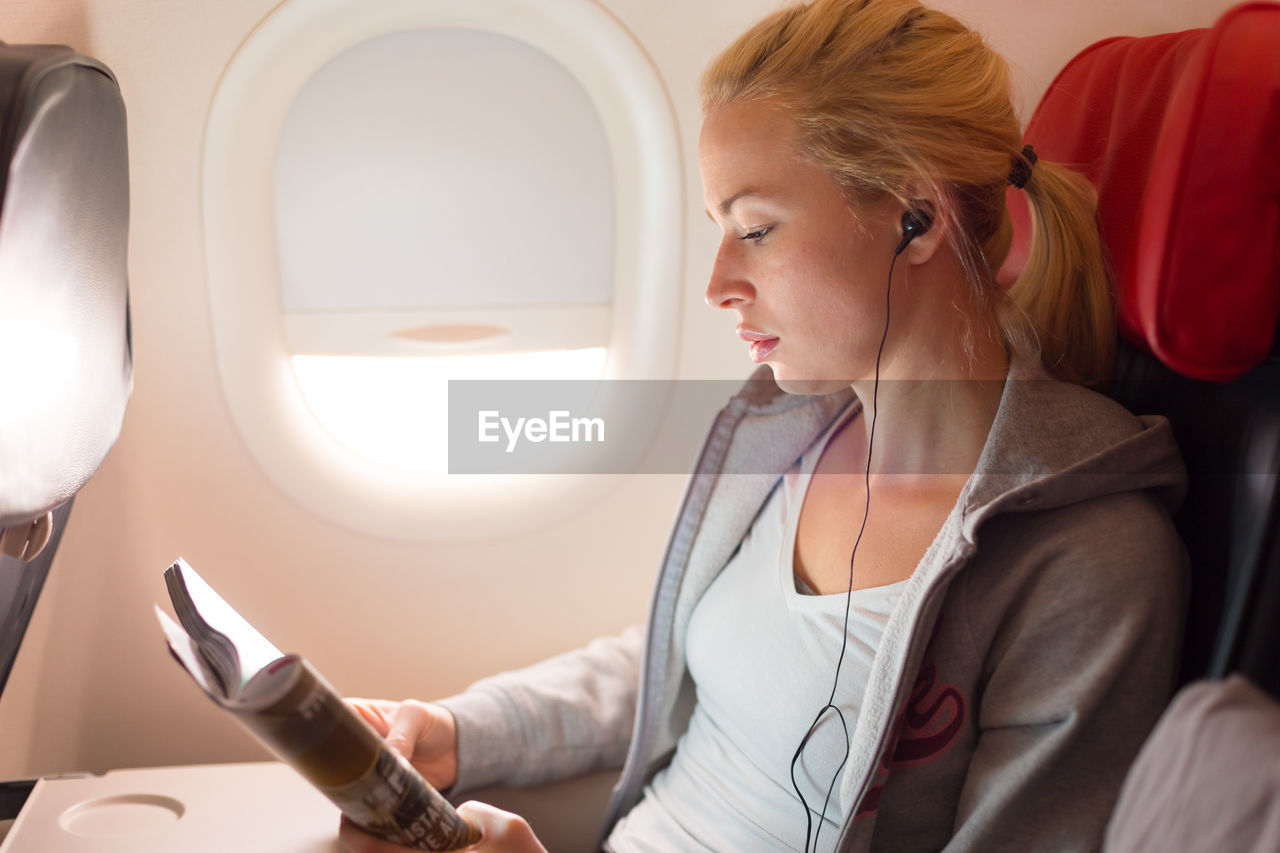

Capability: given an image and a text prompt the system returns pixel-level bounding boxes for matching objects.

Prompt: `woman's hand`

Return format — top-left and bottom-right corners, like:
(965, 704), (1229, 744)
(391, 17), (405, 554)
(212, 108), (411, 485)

(338, 802), (548, 853)
(345, 698), (459, 791)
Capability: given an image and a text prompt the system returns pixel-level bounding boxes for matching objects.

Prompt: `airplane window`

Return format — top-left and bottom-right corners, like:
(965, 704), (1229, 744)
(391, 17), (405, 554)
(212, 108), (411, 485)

(201, 0), (681, 540)
(273, 28), (613, 473)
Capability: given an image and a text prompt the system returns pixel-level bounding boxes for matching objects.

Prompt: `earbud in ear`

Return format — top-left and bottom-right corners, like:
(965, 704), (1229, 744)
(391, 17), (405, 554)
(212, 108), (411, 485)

(894, 208), (934, 255)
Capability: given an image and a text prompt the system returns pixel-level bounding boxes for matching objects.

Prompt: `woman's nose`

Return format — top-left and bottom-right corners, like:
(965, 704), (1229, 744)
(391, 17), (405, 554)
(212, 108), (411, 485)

(704, 245), (754, 309)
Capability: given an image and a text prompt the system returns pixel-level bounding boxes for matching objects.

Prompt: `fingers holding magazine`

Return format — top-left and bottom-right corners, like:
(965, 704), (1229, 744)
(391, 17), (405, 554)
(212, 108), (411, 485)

(347, 698), (460, 792)
(452, 802), (548, 853)
(339, 802), (549, 853)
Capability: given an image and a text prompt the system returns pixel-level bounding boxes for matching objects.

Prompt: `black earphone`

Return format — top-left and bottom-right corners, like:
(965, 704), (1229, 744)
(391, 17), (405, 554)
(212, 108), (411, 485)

(894, 207), (933, 255)
(792, 204), (932, 852)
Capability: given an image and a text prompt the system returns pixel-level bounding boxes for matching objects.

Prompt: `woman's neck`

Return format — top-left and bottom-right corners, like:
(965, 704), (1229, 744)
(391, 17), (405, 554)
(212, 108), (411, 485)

(849, 265), (1010, 479)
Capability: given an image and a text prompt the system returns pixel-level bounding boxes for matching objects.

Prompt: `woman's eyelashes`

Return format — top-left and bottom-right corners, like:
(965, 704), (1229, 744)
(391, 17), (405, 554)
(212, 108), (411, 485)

(740, 226), (771, 242)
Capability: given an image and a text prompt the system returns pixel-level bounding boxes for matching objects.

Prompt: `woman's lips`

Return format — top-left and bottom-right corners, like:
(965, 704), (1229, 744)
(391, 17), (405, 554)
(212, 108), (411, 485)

(737, 328), (780, 363)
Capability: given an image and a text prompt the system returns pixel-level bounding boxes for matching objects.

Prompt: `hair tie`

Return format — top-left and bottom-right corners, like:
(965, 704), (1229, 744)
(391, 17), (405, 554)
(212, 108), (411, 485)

(1007, 144), (1037, 189)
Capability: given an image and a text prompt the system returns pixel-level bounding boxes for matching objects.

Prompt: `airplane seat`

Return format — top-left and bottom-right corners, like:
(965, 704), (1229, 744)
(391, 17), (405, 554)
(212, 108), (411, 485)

(1000, 6), (1280, 847)
(0, 42), (131, 816)
(1002, 0), (1280, 698)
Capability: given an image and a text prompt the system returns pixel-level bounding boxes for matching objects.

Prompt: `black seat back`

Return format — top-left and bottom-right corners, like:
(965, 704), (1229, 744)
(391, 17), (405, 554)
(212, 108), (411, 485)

(1112, 345), (1280, 694)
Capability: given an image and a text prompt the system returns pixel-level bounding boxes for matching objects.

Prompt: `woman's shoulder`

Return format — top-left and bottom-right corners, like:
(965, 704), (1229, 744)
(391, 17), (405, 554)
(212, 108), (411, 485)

(962, 351), (1188, 538)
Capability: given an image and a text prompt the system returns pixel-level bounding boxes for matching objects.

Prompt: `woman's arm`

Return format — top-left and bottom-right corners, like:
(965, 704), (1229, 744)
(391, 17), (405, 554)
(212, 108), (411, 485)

(948, 492), (1189, 851)
(437, 624), (646, 793)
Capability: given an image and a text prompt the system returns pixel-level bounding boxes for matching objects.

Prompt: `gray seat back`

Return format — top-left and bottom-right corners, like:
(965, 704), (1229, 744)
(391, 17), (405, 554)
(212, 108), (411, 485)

(0, 43), (131, 700)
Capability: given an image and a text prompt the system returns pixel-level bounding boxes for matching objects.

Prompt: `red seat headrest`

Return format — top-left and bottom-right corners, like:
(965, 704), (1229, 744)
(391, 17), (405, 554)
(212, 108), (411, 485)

(1001, 1), (1280, 382)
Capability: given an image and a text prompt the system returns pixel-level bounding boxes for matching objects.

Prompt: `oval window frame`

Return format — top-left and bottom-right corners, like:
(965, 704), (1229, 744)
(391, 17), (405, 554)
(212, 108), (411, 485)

(202, 0), (683, 541)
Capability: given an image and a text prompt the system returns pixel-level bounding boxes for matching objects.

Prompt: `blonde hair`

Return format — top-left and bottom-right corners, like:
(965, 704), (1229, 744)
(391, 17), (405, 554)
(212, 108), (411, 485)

(701, 0), (1115, 385)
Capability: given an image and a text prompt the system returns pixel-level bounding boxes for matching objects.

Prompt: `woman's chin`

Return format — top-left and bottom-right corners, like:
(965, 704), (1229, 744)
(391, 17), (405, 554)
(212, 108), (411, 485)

(768, 367), (850, 396)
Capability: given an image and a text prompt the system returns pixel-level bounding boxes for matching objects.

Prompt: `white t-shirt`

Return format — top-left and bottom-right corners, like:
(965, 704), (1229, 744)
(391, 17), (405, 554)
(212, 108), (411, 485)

(606, 410), (905, 852)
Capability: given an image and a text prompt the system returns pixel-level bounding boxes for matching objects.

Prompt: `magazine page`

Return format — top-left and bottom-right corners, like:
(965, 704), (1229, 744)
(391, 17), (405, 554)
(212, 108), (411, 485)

(165, 557), (283, 693)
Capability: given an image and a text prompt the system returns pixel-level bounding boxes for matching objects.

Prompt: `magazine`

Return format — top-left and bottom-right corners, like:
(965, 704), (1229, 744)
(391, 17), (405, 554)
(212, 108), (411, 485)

(156, 557), (480, 851)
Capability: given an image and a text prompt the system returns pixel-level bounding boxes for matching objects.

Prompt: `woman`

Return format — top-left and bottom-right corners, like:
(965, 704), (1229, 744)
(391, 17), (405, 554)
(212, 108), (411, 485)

(342, 0), (1188, 850)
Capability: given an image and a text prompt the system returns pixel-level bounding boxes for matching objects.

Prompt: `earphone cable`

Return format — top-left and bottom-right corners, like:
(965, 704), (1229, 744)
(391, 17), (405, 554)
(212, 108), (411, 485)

(791, 246), (899, 853)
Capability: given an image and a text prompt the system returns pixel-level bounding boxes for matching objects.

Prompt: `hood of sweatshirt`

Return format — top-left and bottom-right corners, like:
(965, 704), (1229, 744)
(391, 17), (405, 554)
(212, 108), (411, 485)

(959, 356), (1188, 539)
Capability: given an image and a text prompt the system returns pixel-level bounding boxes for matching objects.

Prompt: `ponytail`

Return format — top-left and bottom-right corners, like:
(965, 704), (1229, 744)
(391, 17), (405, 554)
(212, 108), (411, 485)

(1006, 159), (1116, 386)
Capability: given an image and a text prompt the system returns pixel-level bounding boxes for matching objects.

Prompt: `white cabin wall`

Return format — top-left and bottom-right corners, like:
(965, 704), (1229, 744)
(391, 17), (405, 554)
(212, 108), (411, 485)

(0, 0), (1247, 779)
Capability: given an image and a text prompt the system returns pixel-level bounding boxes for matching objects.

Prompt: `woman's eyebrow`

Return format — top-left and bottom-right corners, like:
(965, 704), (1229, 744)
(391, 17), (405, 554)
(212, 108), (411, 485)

(704, 188), (765, 221)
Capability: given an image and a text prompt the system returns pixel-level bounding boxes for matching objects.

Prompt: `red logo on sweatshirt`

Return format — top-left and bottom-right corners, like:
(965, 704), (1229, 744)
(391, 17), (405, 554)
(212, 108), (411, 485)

(855, 655), (966, 818)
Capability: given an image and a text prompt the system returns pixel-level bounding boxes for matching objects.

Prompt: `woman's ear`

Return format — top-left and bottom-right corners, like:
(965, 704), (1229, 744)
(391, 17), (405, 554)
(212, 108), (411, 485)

(898, 197), (946, 264)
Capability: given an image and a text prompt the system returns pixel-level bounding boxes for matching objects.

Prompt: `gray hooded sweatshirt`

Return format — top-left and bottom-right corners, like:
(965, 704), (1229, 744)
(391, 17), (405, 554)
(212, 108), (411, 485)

(440, 355), (1189, 852)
